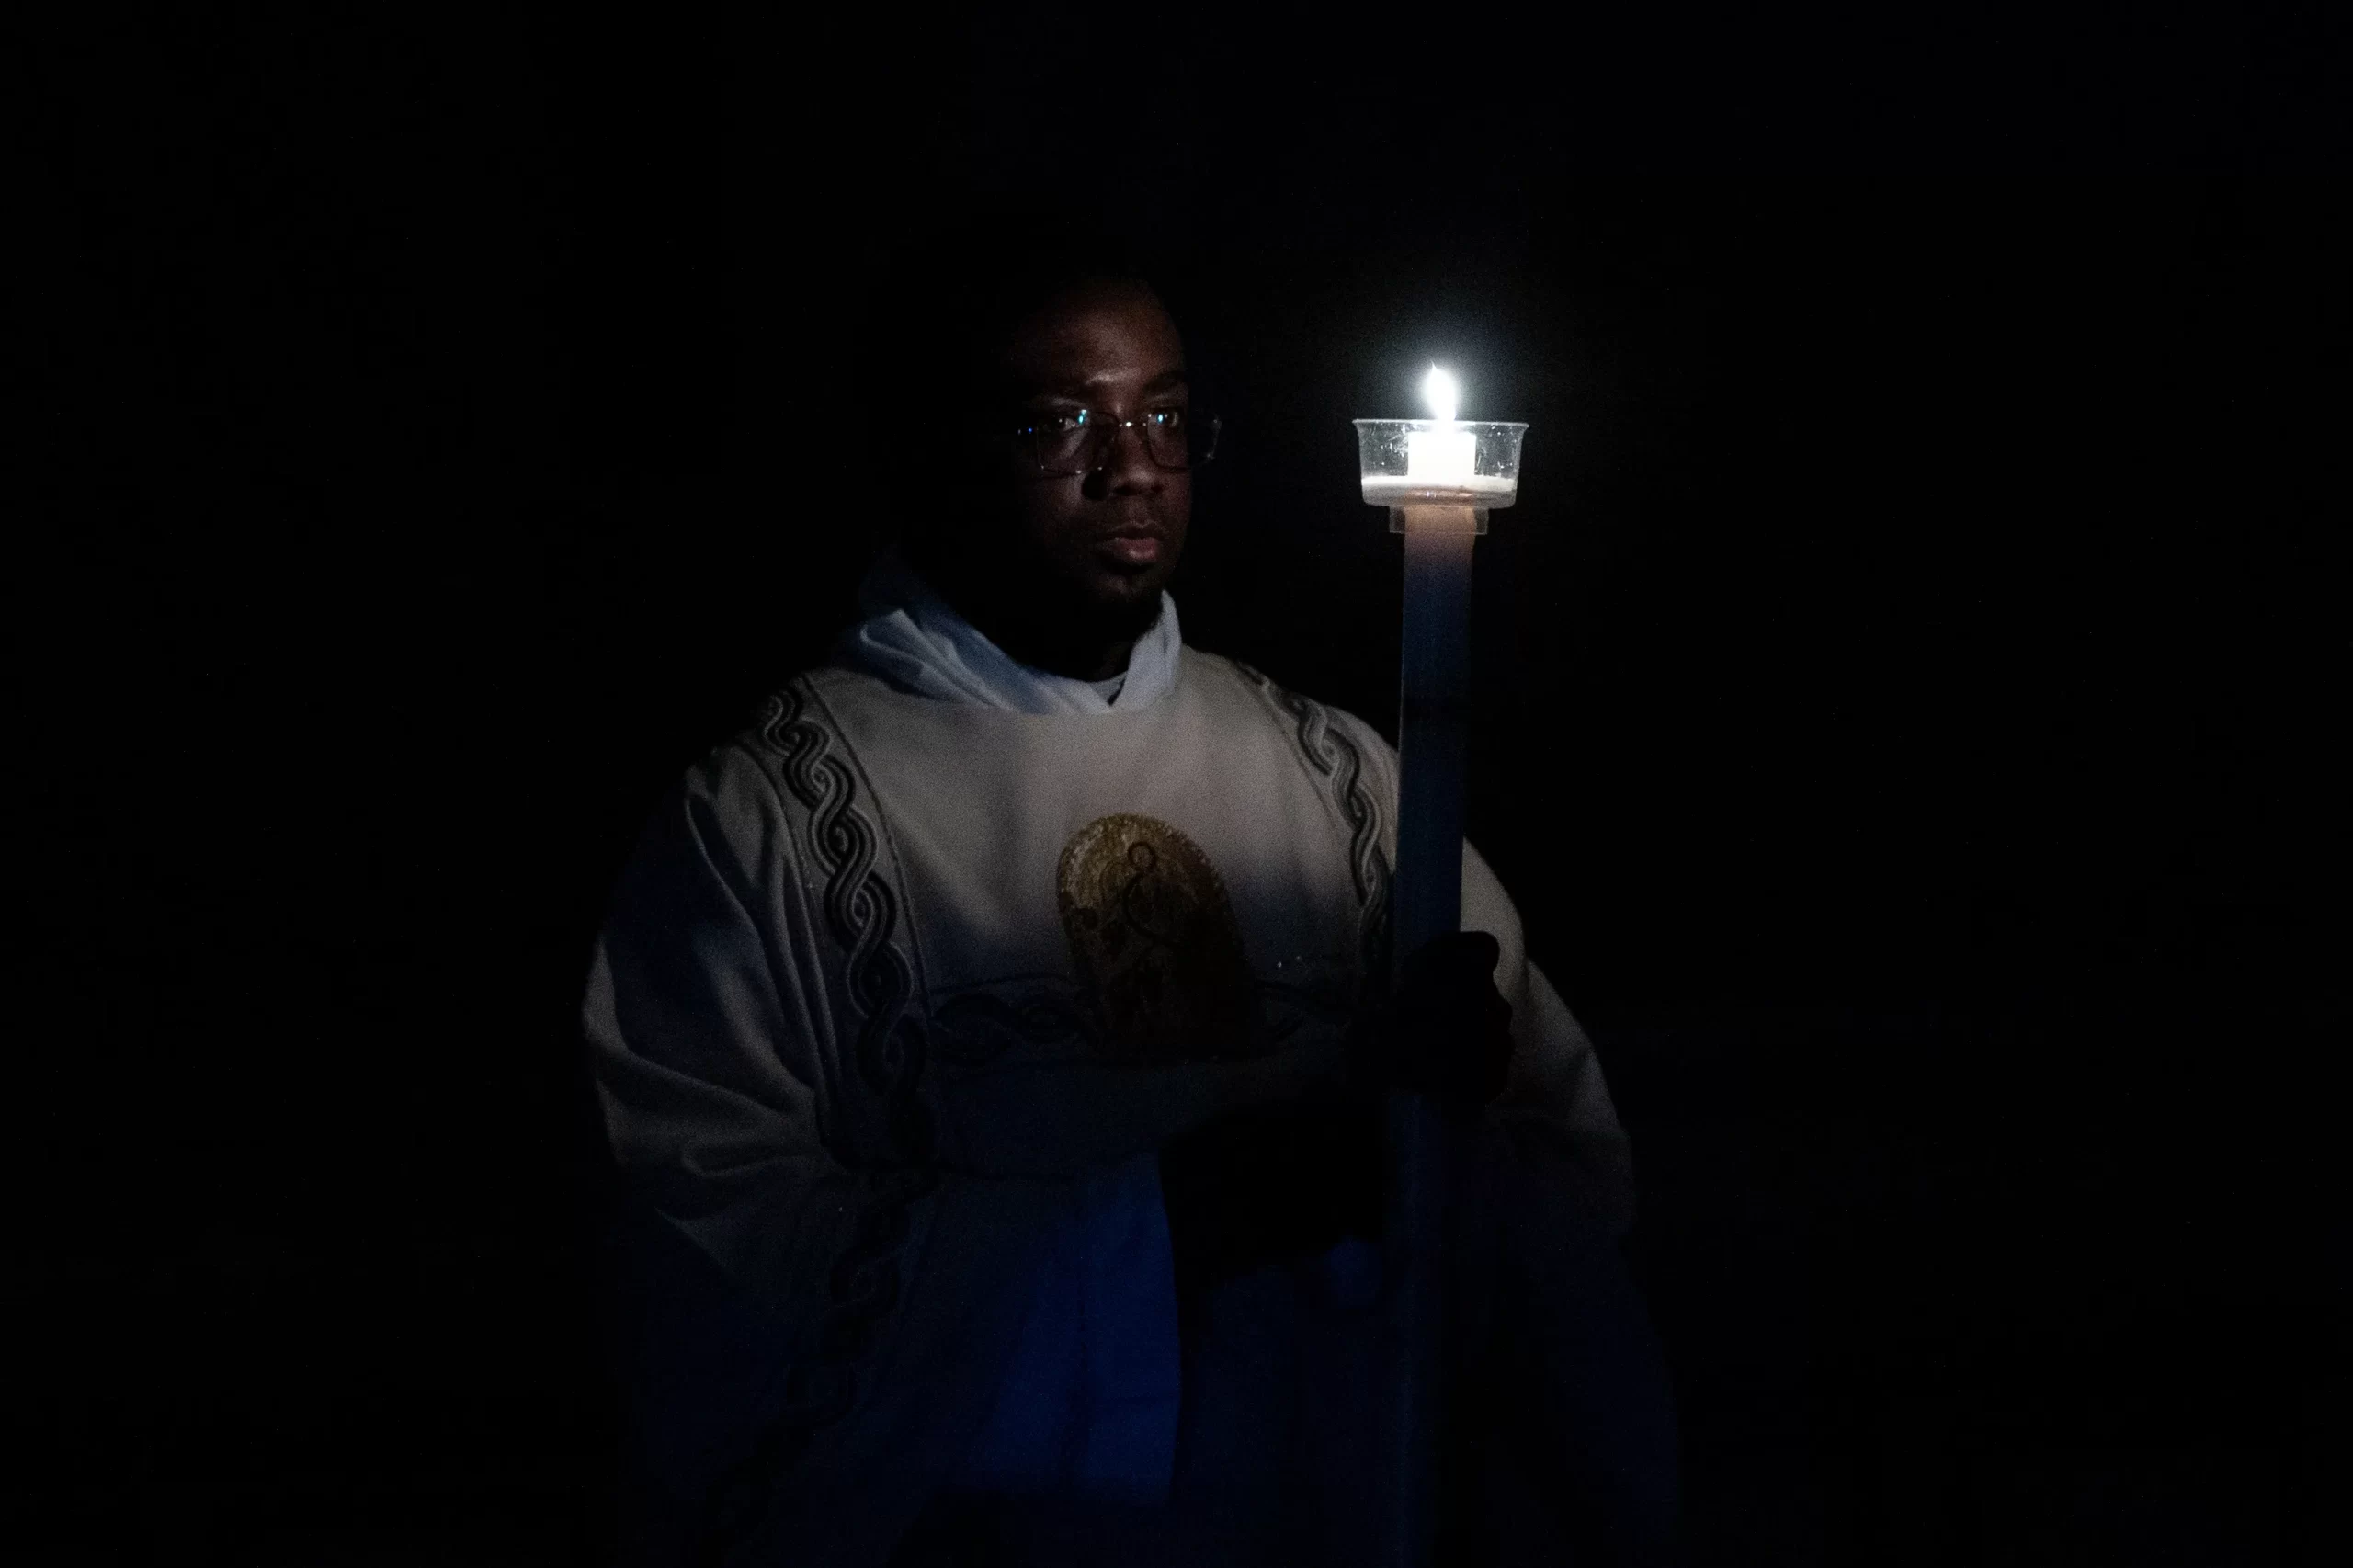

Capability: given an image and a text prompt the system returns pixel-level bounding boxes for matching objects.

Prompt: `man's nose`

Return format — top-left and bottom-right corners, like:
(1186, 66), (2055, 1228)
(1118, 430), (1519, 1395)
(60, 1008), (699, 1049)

(1083, 421), (1165, 499)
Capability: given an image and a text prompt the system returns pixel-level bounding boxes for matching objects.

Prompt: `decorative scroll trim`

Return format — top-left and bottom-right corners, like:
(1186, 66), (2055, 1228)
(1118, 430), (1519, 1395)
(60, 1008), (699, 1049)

(932, 978), (1104, 1066)
(699, 678), (938, 1563)
(1230, 661), (1394, 987)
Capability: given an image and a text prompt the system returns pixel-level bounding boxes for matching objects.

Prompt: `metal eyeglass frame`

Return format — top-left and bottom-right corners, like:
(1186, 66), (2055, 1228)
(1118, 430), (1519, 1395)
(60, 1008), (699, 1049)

(1008, 409), (1222, 477)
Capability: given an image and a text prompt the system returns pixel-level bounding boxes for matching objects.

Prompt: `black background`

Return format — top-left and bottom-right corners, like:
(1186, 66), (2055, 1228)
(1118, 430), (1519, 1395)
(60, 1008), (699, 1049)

(17, 6), (2348, 1564)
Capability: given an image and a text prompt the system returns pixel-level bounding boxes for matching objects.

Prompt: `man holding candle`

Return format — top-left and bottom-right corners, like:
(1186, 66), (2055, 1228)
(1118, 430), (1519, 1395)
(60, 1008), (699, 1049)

(584, 226), (1675, 1566)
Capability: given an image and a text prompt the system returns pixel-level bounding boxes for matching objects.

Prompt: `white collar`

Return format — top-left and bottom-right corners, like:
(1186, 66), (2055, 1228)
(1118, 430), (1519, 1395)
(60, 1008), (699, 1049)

(830, 556), (1184, 715)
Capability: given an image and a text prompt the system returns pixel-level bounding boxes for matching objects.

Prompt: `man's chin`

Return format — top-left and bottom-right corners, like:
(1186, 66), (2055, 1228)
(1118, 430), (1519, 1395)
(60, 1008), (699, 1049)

(1069, 564), (1170, 633)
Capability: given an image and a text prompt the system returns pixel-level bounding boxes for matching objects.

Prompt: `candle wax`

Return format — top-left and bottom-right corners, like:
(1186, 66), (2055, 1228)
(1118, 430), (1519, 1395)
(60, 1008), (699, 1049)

(1404, 426), (1477, 483)
(1359, 472), (1518, 507)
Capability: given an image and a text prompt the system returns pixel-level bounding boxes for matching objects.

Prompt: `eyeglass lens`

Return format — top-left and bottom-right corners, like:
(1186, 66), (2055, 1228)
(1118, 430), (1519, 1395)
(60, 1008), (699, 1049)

(1032, 411), (1198, 473)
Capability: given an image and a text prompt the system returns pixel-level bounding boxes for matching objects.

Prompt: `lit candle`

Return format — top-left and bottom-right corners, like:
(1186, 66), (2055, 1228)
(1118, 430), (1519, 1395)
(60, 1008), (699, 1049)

(1403, 366), (1477, 485)
(1359, 367), (1518, 508)
(1349, 373), (1531, 1568)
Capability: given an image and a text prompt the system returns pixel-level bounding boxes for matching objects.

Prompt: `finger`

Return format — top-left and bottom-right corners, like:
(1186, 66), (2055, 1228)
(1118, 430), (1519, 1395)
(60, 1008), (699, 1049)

(1403, 933), (1502, 999)
(1427, 929), (1500, 971)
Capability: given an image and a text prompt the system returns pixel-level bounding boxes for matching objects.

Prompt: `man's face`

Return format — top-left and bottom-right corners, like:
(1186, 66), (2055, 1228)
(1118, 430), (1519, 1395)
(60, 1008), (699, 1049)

(993, 281), (1192, 628)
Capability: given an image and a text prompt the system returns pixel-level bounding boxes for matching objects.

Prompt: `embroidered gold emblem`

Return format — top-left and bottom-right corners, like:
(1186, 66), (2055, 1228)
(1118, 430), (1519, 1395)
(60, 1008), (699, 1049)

(1057, 813), (1263, 1063)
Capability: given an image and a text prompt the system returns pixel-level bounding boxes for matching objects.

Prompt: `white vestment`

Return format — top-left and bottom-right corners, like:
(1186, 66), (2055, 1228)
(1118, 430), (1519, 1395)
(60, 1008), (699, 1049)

(585, 578), (1632, 1566)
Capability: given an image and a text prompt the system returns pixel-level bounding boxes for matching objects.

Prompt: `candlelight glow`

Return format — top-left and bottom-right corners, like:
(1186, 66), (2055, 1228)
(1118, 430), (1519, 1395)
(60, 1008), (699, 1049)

(1422, 366), (1460, 424)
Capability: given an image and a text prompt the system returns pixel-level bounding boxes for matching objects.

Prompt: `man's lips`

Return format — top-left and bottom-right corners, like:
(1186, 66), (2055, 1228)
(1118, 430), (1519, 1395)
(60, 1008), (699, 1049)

(1096, 528), (1166, 568)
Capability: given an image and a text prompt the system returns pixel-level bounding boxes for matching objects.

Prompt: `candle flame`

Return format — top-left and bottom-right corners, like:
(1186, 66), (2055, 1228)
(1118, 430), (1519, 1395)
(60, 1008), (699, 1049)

(1422, 365), (1460, 423)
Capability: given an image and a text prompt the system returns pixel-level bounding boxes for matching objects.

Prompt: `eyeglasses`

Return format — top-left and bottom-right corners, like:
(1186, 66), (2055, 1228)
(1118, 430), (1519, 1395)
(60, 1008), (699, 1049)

(1009, 406), (1222, 476)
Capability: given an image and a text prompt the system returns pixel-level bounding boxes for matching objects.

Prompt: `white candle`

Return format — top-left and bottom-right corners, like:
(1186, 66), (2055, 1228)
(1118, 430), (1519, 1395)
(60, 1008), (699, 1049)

(1404, 426), (1476, 483)
(1403, 366), (1476, 485)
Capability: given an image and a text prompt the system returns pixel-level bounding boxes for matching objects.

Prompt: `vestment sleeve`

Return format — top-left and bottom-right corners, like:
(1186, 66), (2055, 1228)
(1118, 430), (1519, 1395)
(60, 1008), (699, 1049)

(1462, 843), (1638, 1236)
(584, 745), (1076, 1567)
